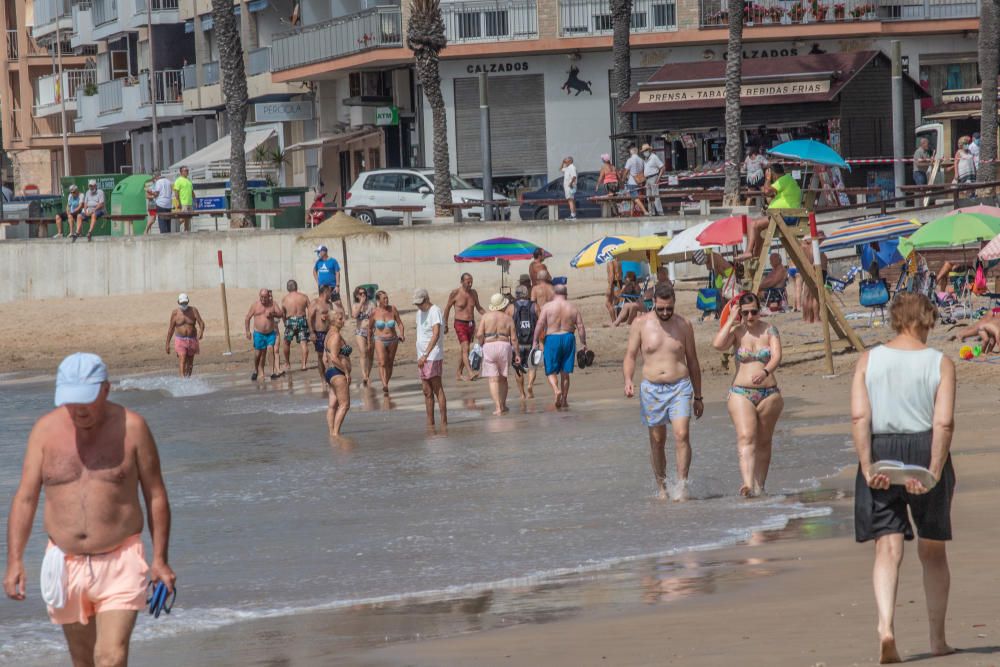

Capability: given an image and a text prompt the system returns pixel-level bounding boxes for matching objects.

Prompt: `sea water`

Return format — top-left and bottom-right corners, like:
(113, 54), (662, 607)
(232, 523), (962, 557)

(0, 371), (853, 663)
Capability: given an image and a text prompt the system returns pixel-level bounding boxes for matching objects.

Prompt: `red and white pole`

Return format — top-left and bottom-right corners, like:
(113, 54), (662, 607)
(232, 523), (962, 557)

(218, 250), (233, 355)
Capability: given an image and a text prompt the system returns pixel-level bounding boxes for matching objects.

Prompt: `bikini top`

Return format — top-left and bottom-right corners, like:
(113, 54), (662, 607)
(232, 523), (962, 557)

(339, 344), (353, 357)
(356, 304), (373, 324)
(375, 319), (397, 330)
(735, 347), (771, 364)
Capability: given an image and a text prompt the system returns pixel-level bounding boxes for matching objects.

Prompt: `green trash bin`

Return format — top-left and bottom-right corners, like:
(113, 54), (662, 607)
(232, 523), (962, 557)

(37, 196), (64, 236)
(110, 174), (155, 236)
(252, 186), (307, 229)
(59, 174), (130, 236)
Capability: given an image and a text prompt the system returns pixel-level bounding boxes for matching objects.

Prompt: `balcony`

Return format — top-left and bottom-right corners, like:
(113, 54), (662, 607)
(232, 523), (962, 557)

(182, 46), (299, 111)
(71, 2), (95, 49)
(560, 0), (676, 35)
(272, 7), (402, 72)
(98, 78), (124, 114)
(698, 0), (980, 26)
(130, 0), (181, 28)
(32, 0), (73, 43)
(140, 69), (185, 104)
(92, 0), (117, 26)
(182, 63), (197, 89)
(78, 72), (191, 131)
(6, 29), (48, 59)
(34, 69), (97, 117)
(247, 46), (271, 76)
(32, 114), (65, 137)
(203, 60), (219, 85)
(441, 0), (538, 43)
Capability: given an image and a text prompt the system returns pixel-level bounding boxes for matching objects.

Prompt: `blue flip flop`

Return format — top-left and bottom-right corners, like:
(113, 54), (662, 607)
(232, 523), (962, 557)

(146, 581), (176, 618)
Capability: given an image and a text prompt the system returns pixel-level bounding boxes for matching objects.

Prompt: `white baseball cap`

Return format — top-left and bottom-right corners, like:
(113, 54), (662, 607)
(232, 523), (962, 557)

(55, 353), (108, 407)
(177, 293), (190, 305)
(315, 244), (328, 253)
(88, 179), (97, 186)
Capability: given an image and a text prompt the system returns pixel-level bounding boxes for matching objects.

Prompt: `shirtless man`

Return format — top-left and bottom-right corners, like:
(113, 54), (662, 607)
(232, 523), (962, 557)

(244, 289), (284, 381)
(528, 248), (549, 286)
(532, 284), (587, 409)
(280, 280), (312, 372)
(623, 282), (704, 500)
(164, 293), (205, 378)
(4, 353), (176, 667)
(443, 273), (485, 381)
(308, 285), (335, 382)
(531, 270), (556, 311)
(950, 311), (1000, 353)
(476, 293), (521, 415)
(758, 253), (788, 308)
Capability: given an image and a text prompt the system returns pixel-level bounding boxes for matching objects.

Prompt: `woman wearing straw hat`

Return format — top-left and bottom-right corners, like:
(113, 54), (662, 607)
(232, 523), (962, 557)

(475, 294), (521, 415)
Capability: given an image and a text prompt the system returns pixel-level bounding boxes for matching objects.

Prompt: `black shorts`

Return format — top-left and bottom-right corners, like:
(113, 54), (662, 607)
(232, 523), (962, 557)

(513, 345), (531, 374)
(313, 330), (327, 354)
(854, 431), (956, 543)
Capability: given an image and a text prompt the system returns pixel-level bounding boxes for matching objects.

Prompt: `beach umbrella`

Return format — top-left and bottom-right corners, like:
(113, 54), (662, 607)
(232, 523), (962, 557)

(955, 204), (1000, 218)
(570, 235), (636, 268)
(609, 235), (668, 272)
(979, 233), (1000, 262)
(820, 216), (921, 253)
(300, 211), (390, 302)
(695, 215), (747, 247)
(454, 237), (550, 290)
(658, 220), (719, 261)
(767, 139), (851, 171)
(897, 212), (1000, 257)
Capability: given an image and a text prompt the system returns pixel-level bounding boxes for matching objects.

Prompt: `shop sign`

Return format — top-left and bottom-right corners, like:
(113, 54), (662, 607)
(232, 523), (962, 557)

(465, 61), (529, 74)
(195, 196), (226, 211)
(941, 89), (1000, 104)
(375, 106), (399, 126)
(254, 101), (314, 122)
(638, 80), (830, 104)
(278, 195), (301, 207)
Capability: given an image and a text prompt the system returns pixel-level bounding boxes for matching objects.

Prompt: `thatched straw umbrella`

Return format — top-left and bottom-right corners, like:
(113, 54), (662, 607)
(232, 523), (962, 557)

(300, 211), (390, 301)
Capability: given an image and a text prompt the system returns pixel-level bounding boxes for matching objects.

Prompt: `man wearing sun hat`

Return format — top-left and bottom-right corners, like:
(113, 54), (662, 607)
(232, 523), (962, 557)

(165, 292), (205, 377)
(312, 245), (342, 303)
(3, 353), (176, 665)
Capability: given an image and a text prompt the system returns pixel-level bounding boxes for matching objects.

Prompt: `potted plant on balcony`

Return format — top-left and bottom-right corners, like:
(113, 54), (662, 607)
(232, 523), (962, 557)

(83, 81), (98, 96)
(789, 3), (807, 22)
(833, 2), (846, 19)
(849, 2), (873, 18)
(711, 8), (729, 24)
(767, 5), (786, 22)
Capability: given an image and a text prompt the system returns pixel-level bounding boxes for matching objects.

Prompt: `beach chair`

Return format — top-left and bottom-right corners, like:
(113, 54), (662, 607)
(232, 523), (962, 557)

(824, 265), (861, 308)
(762, 285), (788, 312)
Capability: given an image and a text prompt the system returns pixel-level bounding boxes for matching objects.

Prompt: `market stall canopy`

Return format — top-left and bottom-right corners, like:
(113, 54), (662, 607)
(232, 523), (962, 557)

(570, 235), (637, 268)
(285, 127), (381, 152)
(620, 51), (925, 114)
(820, 217), (921, 252)
(897, 212), (1000, 257)
(768, 139), (850, 170)
(169, 127), (276, 173)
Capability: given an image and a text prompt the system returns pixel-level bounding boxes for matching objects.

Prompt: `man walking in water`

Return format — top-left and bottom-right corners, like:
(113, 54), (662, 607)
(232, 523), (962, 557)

(414, 288), (447, 426)
(623, 282), (704, 500)
(532, 284), (587, 408)
(245, 288), (283, 381)
(309, 285), (335, 382)
(165, 293), (205, 377)
(443, 273), (484, 381)
(508, 284), (538, 399)
(281, 280), (312, 372)
(4, 353), (176, 666)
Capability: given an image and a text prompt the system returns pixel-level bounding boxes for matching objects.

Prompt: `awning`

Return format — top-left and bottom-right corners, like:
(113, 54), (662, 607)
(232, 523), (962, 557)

(285, 127), (380, 151)
(184, 0), (268, 32)
(170, 126), (277, 171)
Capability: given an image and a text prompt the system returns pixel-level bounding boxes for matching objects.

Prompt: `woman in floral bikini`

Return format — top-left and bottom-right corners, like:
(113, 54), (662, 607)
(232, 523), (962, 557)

(712, 292), (784, 497)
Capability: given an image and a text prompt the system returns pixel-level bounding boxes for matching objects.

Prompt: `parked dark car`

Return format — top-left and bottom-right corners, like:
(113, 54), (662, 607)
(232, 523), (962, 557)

(517, 171), (603, 220)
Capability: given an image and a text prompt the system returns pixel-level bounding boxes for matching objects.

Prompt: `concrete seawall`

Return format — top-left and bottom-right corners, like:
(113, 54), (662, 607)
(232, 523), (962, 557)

(0, 218), (709, 304)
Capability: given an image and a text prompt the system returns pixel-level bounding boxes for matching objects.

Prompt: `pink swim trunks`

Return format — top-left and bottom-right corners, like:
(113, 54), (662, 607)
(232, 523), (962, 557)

(173, 335), (200, 356)
(419, 359), (443, 380)
(46, 534), (148, 625)
(481, 341), (512, 378)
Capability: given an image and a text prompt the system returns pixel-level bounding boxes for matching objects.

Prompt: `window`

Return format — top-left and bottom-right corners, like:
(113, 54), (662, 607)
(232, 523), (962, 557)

(578, 174), (598, 192)
(652, 3), (675, 26)
(457, 12), (480, 39)
(630, 11), (648, 28)
(364, 173), (401, 191)
(400, 174), (429, 193)
(484, 10), (508, 37)
(592, 13), (612, 31)
(348, 71), (391, 98)
(138, 144), (145, 172)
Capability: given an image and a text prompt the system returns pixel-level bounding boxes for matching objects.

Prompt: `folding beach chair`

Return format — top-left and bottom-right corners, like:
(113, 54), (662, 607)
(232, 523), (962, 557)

(824, 265), (862, 308)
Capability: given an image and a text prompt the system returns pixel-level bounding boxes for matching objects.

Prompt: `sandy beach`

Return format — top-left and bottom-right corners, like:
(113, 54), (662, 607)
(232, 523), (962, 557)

(4, 283), (1000, 667)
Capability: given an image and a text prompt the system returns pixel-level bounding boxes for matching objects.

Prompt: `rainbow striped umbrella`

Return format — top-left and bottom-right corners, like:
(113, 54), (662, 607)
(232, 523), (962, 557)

(453, 237), (550, 263)
(820, 216), (921, 253)
(570, 235), (636, 268)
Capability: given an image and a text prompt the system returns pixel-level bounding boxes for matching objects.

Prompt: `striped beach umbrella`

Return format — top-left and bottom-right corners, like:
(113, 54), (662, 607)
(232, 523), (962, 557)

(820, 217), (921, 253)
(570, 235), (636, 268)
(453, 237), (549, 263)
(979, 233), (1000, 262)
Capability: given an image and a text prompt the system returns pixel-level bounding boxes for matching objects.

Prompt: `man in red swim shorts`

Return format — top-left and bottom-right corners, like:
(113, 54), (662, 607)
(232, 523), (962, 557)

(443, 272), (484, 381)
(4, 353), (176, 667)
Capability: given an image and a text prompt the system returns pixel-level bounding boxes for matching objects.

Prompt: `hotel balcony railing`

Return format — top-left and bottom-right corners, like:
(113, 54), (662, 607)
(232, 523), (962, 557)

(698, 0), (980, 26)
(134, 0), (179, 13)
(6, 29), (48, 58)
(203, 61), (220, 85)
(93, 0), (118, 26)
(140, 69), (184, 104)
(34, 69), (97, 108)
(98, 78), (124, 114)
(441, 0), (538, 43)
(33, 0), (72, 31)
(247, 46), (272, 76)
(182, 63), (197, 90)
(32, 114), (65, 137)
(560, 0), (676, 35)
(272, 7), (402, 72)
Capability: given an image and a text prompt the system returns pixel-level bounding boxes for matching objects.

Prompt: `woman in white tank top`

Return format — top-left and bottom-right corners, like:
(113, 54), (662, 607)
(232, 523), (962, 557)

(850, 292), (957, 663)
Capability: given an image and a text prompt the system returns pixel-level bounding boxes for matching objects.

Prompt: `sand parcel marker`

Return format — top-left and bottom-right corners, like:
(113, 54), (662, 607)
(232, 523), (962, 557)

(218, 250), (233, 355)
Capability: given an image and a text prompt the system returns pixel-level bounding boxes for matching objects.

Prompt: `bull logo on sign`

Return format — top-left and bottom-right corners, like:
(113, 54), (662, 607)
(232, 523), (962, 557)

(561, 65), (593, 96)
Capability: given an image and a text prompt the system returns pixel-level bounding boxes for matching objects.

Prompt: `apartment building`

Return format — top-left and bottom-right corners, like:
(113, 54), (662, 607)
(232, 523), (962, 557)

(266, 0), (980, 201)
(0, 0), (103, 192)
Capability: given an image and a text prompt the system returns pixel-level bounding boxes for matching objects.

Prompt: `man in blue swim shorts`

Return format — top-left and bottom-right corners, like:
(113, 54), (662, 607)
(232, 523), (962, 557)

(623, 282), (704, 500)
(533, 284), (587, 409)
(244, 288), (283, 382)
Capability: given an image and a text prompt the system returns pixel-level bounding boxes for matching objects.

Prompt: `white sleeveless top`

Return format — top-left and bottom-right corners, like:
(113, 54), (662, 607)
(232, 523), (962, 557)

(865, 345), (942, 434)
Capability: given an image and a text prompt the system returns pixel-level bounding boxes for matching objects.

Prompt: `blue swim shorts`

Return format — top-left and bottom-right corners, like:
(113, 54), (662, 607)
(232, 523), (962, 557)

(640, 377), (693, 427)
(253, 330), (277, 351)
(543, 332), (576, 375)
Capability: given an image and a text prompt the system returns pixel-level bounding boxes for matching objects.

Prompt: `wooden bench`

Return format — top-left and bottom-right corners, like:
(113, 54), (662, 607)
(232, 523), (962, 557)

(312, 205), (426, 226)
(441, 201), (511, 224)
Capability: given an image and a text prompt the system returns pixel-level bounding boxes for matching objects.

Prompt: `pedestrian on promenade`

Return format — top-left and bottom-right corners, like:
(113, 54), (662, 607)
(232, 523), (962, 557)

(851, 292), (956, 664)
(912, 137), (933, 186)
(152, 171), (173, 234)
(623, 282), (703, 500)
(3, 353), (176, 666)
(623, 145), (648, 217)
(53, 184), (82, 238)
(172, 166), (195, 232)
(642, 144), (665, 216)
(74, 179), (106, 242)
(560, 156), (578, 220)
(414, 288), (447, 426)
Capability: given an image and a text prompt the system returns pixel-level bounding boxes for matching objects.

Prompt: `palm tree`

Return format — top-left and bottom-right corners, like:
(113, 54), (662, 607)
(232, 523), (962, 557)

(610, 0), (632, 163)
(977, 0), (999, 183)
(408, 0), (452, 215)
(722, 0), (745, 206)
(211, 0), (250, 226)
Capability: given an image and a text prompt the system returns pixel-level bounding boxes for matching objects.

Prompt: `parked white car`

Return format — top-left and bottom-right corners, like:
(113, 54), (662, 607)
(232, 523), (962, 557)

(345, 169), (509, 225)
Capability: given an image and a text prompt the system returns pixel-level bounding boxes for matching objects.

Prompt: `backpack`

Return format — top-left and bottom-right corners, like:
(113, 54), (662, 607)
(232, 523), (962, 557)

(514, 299), (536, 346)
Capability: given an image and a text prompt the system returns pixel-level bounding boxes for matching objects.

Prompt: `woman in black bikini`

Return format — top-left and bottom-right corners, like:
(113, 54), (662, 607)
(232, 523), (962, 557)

(323, 309), (352, 436)
(351, 287), (375, 386)
(368, 290), (405, 395)
(712, 292), (784, 497)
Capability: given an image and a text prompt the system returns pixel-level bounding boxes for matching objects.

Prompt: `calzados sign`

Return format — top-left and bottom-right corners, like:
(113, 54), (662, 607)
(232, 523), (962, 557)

(466, 62), (529, 74)
(639, 80), (830, 104)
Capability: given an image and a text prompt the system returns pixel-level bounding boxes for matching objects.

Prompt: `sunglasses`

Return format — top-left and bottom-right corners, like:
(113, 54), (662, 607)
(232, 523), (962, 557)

(654, 306), (674, 314)
(741, 309), (760, 316)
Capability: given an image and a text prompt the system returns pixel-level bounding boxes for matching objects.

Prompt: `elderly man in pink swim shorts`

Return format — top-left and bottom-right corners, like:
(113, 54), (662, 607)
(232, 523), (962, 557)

(475, 293), (521, 416)
(165, 293), (205, 377)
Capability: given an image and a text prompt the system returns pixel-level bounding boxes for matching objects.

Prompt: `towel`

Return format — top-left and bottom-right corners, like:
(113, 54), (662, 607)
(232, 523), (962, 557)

(40, 544), (66, 609)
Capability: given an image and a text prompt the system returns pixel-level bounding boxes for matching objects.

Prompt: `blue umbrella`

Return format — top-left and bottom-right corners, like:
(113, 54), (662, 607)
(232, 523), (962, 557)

(768, 139), (851, 171)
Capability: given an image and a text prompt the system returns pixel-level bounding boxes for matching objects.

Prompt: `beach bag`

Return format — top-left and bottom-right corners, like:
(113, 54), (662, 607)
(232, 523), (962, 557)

(633, 172), (647, 186)
(973, 263), (987, 295)
(859, 279), (890, 307)
(514, 299), (536, 346)
(696, 288), (720, 313)
(469, 344), (483, 372)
